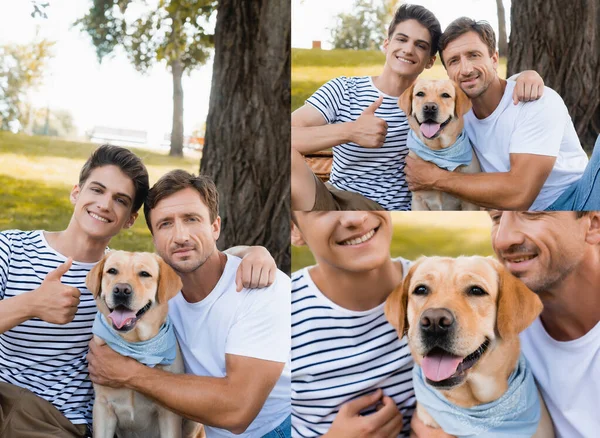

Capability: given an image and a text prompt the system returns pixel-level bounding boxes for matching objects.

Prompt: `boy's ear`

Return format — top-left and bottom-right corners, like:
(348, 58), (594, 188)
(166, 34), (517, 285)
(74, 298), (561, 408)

(291, 222), (306, 246)
(425, 55), (436, 69)
(70, 184), (81, 206)
(123, 212), (138, 229)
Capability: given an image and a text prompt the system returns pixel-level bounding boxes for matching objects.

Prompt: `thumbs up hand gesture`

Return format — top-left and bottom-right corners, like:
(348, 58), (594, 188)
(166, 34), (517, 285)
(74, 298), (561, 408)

(31, 258), (81, 325)
(350, 96), (388, 148)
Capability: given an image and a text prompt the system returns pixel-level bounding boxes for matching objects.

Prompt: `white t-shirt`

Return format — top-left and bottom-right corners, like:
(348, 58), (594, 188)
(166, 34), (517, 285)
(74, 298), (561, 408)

(169, 254), (291, 438)
(291, 258), (414, 438)
(520, 317), (600, 438)
(464, 81), (588, 210)
(307, 76), (412, 211)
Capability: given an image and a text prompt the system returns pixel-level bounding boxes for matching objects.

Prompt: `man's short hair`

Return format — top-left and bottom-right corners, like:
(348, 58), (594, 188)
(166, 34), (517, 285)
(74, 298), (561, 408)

(79, 145), (149, 213)
(144, 170), (219, 232)
(388, 4), (441, 56)
(439, 17), (497, 67)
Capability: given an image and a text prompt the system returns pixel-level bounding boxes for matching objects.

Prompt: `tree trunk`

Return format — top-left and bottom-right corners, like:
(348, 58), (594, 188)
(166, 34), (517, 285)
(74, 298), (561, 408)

(508, 0), (600, 150)
(496, 0), (508, 57)
(201, 0), (291, 273)
(170, 59), (184, 157)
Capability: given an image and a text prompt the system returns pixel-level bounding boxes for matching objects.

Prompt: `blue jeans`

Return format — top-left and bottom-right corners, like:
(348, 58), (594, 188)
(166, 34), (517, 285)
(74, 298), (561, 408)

(547, 135), (600, 210)
(261, 414), (291, 438)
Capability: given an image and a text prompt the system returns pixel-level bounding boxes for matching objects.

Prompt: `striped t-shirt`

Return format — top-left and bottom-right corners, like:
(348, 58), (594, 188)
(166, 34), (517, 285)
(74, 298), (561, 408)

(0, 230), (97, 426)
(291, 258), (415, 437)
(306, 76), (411, 211)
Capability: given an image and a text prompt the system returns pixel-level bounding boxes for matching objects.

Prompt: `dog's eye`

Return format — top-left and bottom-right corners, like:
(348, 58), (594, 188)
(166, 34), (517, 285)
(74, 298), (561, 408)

(441, 93), (451, 98)
(415, 91), (425, 97)
(468, 286), (488, 296)
(106, 268), (117, 275)
(413, 285), (429, 295)
(139, 271), (152, 278)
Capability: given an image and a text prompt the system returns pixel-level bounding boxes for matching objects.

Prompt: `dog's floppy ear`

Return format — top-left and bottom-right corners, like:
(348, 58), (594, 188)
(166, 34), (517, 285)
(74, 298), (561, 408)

(86, 253), (110, 297)
(155, 255), (183, 303)
(453, 81), (472, 117)
(398, 83), (415, 117)
(494, 259), (543, 339)
(384, 262), (416, 338)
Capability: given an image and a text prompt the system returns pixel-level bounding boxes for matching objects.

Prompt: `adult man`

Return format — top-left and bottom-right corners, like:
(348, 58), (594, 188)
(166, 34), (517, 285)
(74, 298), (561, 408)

(490, 211), (599, 437)
(0, 148), (277, 438)
(87, 170), (291, 438)
(0, 145), (149, 437)
(291, 4), (442, 211)
(291, 212), (411, 437)
(405, 18), (600, 211)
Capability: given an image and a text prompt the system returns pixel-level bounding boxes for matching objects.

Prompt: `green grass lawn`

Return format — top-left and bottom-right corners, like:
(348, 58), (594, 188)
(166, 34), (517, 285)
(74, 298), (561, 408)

(291, 48), (507, 111)
(0, 132), (200, 251)
(291, 212), (494, 272)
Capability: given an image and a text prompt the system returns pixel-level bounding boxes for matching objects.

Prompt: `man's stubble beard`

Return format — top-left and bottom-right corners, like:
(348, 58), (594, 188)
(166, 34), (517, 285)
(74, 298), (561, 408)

(170, 245), (216, 275)
(516, 257), (579, 296)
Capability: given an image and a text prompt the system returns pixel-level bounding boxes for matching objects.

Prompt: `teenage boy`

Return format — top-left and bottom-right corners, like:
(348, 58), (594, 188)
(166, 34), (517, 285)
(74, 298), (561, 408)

(405, 18), (600, 211)
(0, 148), (276, 437)
(86, 170), (291, 438)
(0, 146), (149, 437)
(291, 211), (412, 437)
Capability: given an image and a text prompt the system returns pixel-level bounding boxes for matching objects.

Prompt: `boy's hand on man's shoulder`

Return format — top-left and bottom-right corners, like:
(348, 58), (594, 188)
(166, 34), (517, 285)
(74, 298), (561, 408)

(235, 246), (277, 291)
(512, 70), (545, 104)
(324, 389), (404, 438)
(31, 258), (81, 324)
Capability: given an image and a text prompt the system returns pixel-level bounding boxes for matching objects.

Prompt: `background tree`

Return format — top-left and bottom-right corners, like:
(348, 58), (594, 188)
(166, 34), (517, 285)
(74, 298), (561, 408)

(508, 0), (600, 150)
(77, 0), (216, 157)
(22, 106), (76, 137)
(330, 0), (393, 50)
(0, 39), (54, 131)
(495, 0), (508, 57)
(201, 0), (290, 273)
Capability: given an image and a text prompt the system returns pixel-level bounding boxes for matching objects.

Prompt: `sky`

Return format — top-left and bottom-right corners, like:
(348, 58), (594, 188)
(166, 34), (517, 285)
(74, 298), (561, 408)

(292, 0), (512, 49)
(0, 0), (214, 144)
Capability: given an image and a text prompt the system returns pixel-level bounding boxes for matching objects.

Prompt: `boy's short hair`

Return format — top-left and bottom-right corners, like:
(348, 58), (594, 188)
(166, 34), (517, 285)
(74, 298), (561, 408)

(144, 170), (219, 233)
(388, 4), (441, 56)
(79, 145), (149, 213)
(439, 17), (496, 67)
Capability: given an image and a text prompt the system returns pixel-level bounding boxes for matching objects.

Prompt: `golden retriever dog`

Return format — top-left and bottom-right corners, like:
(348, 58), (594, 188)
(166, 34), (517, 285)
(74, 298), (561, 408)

(385, 256), (554, 437)
(399, 79), (481, 211)
(87, 251), (204, 438)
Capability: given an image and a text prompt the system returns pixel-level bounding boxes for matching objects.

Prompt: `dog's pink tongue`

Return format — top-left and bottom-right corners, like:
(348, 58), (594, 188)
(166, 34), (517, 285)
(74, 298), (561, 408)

(421, 352), (463, 382)
(420, 122), (441, 139)
(108, 309), (136, 329)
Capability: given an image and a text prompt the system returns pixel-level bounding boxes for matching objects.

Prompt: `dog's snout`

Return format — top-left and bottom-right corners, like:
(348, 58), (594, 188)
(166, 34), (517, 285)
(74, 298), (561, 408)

(112, 283), (132, 298)
(420, 308), (455, 333)
(423, 102), (438, 114)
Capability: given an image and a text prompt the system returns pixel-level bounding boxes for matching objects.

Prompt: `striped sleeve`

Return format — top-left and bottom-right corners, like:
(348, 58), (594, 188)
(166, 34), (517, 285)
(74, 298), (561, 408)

(306, 77), (348, 124)
(0, 232), (12, 299)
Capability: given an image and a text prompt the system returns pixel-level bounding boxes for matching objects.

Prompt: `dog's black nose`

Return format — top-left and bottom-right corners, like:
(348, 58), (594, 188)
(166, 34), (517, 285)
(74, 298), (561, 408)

(420, 308), (455, 333)
(112, 283), (132, 298)
(423, 102), (438, 114)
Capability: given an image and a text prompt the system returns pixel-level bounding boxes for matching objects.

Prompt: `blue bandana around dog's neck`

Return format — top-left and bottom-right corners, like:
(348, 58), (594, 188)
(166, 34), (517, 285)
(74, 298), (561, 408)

(413, 354), (540, 437)
(92, 312), (177, 367)
(407, 129), (473, 171)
